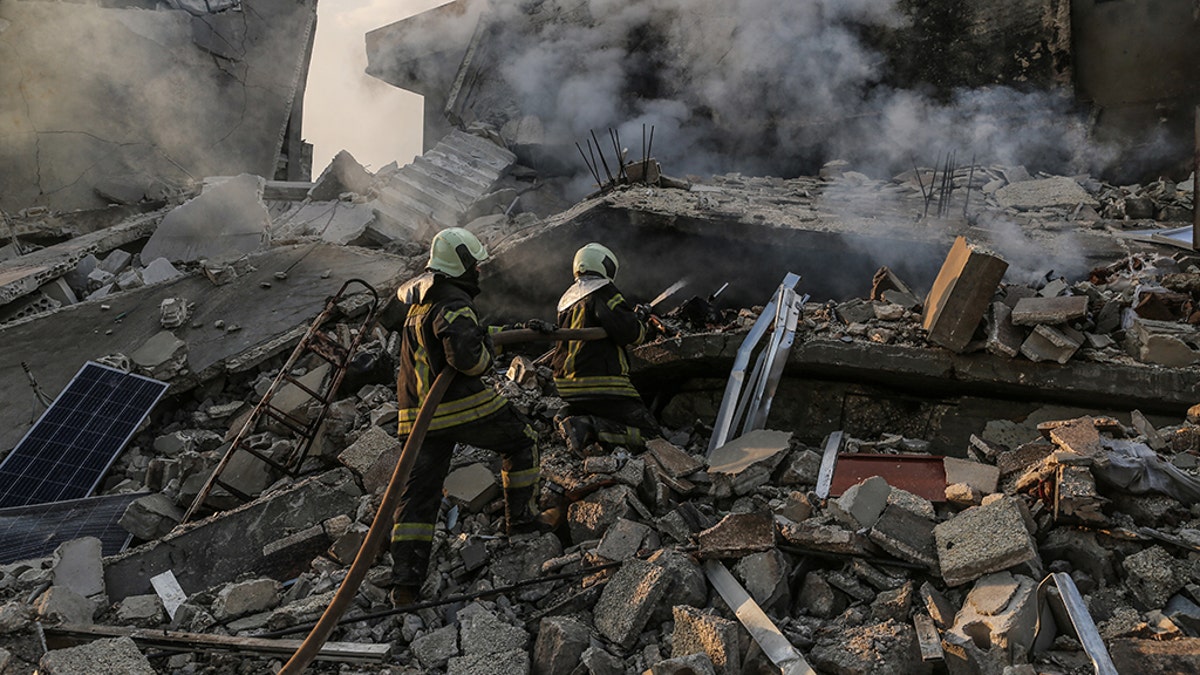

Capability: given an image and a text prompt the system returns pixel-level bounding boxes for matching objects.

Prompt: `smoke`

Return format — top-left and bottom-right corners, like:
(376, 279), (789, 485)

(395, 0), (1152, 190)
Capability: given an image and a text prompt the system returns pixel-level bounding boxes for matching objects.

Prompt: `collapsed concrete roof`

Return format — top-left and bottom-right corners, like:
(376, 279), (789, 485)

(0, 0), (317, 214)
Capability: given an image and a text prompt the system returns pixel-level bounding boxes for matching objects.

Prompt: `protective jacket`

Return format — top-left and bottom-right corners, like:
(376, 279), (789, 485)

(551, 274), (647, 400)
(395, 272), (505, 435)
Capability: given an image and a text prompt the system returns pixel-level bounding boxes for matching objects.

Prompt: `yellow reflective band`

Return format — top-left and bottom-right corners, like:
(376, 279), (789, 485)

(503, 468), (540, 490)
(554, 375), (640, 398)
(606, 293), (625, 310)
(563, 304), (586, 378)
(444, 306), (478, 324)
(391, 522), (435, 543)
(396, 391), (508, 435)
(461, 344), (491, 377)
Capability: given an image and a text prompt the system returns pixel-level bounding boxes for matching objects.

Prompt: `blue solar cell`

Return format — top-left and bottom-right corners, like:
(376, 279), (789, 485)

(0, 362), (168, 509)
(0, 492), (142, 564)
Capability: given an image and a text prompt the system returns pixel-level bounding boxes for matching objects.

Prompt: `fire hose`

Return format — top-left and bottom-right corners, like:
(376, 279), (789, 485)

(279, 327), (607, 674)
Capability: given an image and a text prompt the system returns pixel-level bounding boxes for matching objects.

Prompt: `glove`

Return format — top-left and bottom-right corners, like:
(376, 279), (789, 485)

(522, 318), (556, 334)
(634, 304), (652, 321)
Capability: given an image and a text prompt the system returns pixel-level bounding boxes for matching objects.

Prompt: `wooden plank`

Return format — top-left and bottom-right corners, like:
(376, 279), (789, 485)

(913, 614), (944, 662)
(703, 560), (816, 675)
(45, 624), (390, 664)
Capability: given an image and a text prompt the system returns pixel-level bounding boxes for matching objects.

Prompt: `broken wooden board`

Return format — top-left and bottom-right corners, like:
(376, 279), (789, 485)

(703, 559), (816, 675)
(45, 623), (391, 664)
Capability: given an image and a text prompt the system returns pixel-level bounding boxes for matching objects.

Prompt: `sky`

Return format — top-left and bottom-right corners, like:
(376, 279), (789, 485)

(303, 0), (450, 176)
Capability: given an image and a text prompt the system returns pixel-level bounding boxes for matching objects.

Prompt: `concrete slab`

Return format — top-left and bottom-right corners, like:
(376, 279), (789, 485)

(308, 150), (375, 201)
(0, 244), (409, 453)
(0, 209), (163, 306)
(994, 176), (1099, 210)
(933, 497), (1040, 586)
(593, 559), (669, 649)
(707, 429), (792, 496)
(671, 605), (740, 675)
(103, 468), (361, 601)
(141, 175), (270, 263)
(922, 237), (1009, 352)
(39, 635), (155, 675)
(443, 463), (500, 513)
(1010, 296), (1088, 326)
(943, 457), (1000, 494)
(697, 512), (775, 559)
(1020, 323), (1083, 363)
(337, 426), (403, 494)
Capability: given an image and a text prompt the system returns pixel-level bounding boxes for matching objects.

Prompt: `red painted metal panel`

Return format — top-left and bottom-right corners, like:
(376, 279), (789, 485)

(829, 454), (947, 502)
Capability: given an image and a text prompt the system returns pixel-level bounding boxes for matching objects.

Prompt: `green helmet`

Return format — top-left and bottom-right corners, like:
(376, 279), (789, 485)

(428, 227), (488, 277)
(573, 242), (619, 280)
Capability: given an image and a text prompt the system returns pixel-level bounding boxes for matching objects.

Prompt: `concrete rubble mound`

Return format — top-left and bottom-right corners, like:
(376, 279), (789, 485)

(1, 63), (1200, 674)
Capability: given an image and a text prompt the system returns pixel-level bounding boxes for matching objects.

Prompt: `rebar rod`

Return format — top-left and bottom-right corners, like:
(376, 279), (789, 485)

(575, 142), (601, 187)
(590, 130), (615, 184)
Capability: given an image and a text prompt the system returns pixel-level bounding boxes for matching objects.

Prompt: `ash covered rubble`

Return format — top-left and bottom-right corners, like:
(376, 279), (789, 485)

(2, 130), (1200, 675)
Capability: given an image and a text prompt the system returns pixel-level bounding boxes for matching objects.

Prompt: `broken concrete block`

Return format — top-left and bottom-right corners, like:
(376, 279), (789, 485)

(646, 438), (704, 478)
(923, 237), (1009, 352)
(413, 624), (459, 669)
(98, 249), (132, 275)
(934, 497), (1040, 586)
(41, 278), (78, 307)
(646, 549), (709, 624)
(595, 517), (650, 561)
(117, 493), (181, 540)
(116, 594), (165, 627)
(532, 616), (589, 675)
(652, 653), (716, 675)
(696, 512), (774, 559)
(593, 559), (670, 649)
(810, 619), (923, 675)
(869, 503), (938, 568)
(886, 486), (936, 520)
(444, 463), (500, 512)
(33, 586), (94, 625)
(337, 426), (403, 495)
(671, 605), (740, 675)
(1010, 295), (1088, 326)
(0, 601), (30, 634)
(159, 296), (192, 329)
(829, 475), (891, 529)
(459, 603), (528, 656)
(1054, 465), (1106, 523)
(707, 429), (792, 497)
(733, 548), (790, 613)
(780, 520), (873, 557)
(130, 330), (187, 380)
(141, 257), (183, 285)
(986, 301), (1024, 358)
(1019, 324), (1084, 363)
(945, 482), (983, 507)
(948, 572), (1038, 664)
(447, 650), (530, 675)
(920, 581), (957, 629)
(870, 580), (915, 623)
(799, 571), (844, 619)
(943, 457), (1000, 494)
(309, 149), (375, 201)
(141, 174), (270, 263)
(1047, 418), (1103, 456)
(116, 268), (143, 291)
(566, 485), (636, 543)
(1128, 317), (1200, 367)
(994, 176), (1098, 210)
(51, 537), (104, 599)
(775, 491), (813, 522)
(1124, 546), (1186, 608)
(776, 448), (822, 486)
(212, 578), (280, 620)
(39, 636), (155, 675)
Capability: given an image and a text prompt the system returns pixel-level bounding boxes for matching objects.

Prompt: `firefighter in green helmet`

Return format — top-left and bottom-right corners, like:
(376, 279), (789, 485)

(550, 242), (661, 455)
(389, 227), (539, 605)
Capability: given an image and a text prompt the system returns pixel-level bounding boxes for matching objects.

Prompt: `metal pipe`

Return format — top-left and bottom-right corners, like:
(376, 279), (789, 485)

(590, 130), (615, 184)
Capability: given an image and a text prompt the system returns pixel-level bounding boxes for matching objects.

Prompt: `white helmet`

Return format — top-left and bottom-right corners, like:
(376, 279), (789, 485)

(573, 242), (619, 280)
(428, 228), (488, 277)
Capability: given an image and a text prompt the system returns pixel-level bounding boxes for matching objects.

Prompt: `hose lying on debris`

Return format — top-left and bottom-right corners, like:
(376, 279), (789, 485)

(279, 327), (607, 675)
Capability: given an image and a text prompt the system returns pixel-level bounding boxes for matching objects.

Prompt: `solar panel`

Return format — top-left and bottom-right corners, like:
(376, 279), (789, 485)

(0, 362), (168, 509)
(0, 492), (142, 564)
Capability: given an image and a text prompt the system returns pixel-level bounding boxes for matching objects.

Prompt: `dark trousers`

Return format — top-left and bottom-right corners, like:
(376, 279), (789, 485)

(560, 396), (661, 450)
(390, 405), (538, 586)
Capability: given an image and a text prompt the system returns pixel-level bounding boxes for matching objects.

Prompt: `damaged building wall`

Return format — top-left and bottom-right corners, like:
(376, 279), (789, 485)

(0, 0), (316, 214)
(364, 0), (1095, 180)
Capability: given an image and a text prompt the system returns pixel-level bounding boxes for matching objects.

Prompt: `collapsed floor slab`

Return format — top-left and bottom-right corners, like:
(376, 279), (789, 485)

(0, 243), (411, 453)
(103, 468), (361, 602)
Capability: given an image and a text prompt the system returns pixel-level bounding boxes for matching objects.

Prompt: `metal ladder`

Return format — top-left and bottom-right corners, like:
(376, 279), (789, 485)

(180, 279), (381, 523)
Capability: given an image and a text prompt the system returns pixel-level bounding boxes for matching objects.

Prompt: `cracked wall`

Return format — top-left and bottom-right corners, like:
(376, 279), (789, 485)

(0, 0), (316, 214)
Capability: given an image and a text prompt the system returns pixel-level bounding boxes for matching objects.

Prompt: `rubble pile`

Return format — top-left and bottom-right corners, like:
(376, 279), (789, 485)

(3, 128), (1200, 672)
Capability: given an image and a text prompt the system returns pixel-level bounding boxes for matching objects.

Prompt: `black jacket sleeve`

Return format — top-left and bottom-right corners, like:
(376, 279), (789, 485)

(593, 285), (647, 347)
(433, 300), (493, 376)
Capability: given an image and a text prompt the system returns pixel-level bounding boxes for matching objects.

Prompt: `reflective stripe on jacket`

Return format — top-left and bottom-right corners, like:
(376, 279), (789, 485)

(396, 275), (506, 435)
(551, 276), (647, 401)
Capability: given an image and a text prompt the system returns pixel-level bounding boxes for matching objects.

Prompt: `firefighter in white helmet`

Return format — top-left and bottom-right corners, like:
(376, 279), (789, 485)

(389, 227), (540, 605)
(549, 242), (661, 455)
